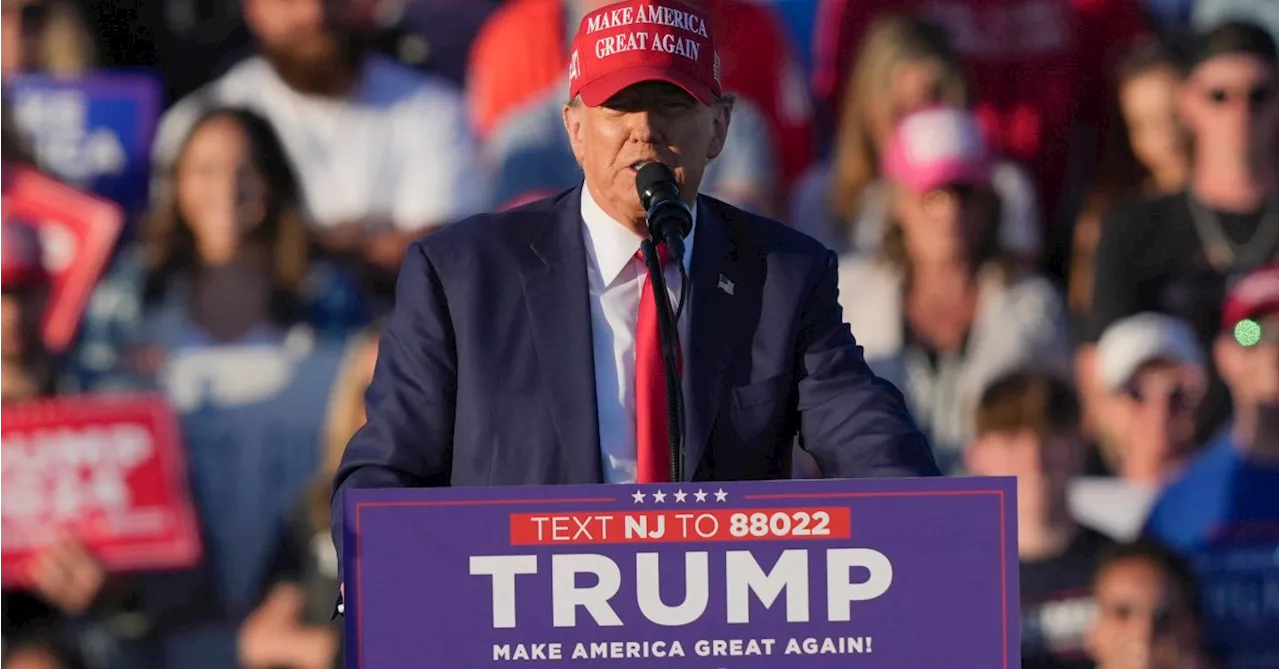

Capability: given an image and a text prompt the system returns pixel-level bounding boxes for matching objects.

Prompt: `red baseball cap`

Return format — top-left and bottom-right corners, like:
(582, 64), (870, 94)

(568, 0), (722, 107)
(1221, 263), (1279, 330)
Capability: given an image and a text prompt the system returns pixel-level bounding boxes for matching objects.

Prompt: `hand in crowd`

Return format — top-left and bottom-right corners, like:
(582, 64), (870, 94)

(362, 228), (421, 274)
(28, 538), (106, 616)
(239, 583), (339, 669)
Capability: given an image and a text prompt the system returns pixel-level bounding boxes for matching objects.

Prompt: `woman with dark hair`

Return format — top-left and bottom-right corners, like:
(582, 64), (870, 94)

(66, 107), (364, 668)
(837, 107), (1073, 474)
(1069, 39), (1190, 320)
(73, 106), (366, 388)
(139, 107), (313, 337)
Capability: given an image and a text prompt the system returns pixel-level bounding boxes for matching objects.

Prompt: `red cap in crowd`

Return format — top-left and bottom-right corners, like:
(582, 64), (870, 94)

(1, 220), (47, 289)
(568, 0), (722, 107)
(1221, 263), (1279, 330)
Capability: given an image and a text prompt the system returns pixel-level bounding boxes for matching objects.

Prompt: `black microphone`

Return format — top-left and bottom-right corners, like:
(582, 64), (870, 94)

(634, 161), (689, 483)
(635, 162), (692, 263)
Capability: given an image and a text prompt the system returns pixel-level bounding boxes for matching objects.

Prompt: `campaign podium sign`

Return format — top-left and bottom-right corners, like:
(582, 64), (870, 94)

(342, 476), (1019, 668)
(5, 71), (162, 212)
(1, 394), (202, 588)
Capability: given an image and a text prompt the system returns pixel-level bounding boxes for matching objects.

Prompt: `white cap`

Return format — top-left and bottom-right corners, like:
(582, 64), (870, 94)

(1097, 313), (1205, 392)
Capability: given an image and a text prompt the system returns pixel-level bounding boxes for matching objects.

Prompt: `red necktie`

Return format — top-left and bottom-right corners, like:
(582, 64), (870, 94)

(635, 245), (681, 483)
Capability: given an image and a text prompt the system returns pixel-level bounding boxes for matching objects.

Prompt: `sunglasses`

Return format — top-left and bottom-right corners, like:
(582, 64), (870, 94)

(1204, 84), (1275, 111)
(1121, 381), (1198, 413)
(921, 183), (985, 206)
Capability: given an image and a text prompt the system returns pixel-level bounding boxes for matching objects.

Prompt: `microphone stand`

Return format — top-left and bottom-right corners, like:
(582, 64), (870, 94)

(639, 238), (686, 482)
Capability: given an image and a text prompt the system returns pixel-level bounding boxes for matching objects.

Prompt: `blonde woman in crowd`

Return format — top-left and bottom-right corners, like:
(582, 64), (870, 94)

(789, 13), (1042, 265)
(836, 106), (1073, 474)
(239, 323), (380, 669)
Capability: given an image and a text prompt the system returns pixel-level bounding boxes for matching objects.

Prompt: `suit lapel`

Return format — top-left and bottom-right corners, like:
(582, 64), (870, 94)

(684, 196), (749, 477)
(519, 186), (603, 483)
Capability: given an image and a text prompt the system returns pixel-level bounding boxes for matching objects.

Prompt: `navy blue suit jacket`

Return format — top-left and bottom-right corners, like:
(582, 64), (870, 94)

(331, 187), (938, 568)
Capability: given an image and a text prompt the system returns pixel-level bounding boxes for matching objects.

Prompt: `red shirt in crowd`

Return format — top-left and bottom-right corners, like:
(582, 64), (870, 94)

(466, 0), (815, 191)
(811, 0), (1147, 223)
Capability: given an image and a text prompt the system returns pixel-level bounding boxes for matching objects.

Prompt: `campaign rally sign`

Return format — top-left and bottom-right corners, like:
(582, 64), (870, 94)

(5, 71), (162, 212)
(1, 166), (125, 352)
(343, 476), (1019, 668)
(1, 394), (202, 588)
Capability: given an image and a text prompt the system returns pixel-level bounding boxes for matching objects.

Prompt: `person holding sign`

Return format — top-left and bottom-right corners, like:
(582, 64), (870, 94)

(332, 0), (938, 588)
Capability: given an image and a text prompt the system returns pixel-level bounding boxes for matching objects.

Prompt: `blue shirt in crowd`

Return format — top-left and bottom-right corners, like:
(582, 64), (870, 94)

(1145, 431), (1279, 669)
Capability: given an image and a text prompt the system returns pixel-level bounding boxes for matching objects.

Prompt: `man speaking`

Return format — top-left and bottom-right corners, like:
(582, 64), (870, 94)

(331, 0), (938, 565)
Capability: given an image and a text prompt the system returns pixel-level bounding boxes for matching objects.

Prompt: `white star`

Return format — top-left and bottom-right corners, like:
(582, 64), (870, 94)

(632, 490), (646, 504)
(693, 489), (708, 502)
(714, 489), (728, 502)
(652, 490), (667, 503)
(673, 490), (688, 502)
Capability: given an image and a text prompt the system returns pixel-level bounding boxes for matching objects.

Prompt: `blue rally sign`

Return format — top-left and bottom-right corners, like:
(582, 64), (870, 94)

(6, 72), (162, 213)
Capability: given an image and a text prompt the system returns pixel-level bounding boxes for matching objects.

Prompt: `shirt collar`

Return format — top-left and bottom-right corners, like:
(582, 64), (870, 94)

(580, 182), (696, 286)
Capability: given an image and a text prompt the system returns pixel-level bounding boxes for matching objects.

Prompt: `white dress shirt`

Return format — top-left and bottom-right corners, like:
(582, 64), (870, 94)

(581, 185), (695, 484)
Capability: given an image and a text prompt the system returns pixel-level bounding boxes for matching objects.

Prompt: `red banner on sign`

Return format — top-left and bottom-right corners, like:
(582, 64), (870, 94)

(1, 165), (124, 352)
(1, 394), (202, 588)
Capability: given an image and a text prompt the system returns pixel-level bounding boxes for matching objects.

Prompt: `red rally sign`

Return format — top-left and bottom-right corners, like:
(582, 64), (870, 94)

(1, 394), (201, 587)
(1, 165), (124, 352)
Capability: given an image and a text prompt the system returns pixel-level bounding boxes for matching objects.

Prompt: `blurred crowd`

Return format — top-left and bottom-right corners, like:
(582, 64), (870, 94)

(0, 0), (1276, 668)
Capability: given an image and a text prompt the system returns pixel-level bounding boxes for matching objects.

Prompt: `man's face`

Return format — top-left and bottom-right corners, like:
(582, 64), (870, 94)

(1216, 312), (1279, 407)
(965, 430), (1082, 517)
(893, 183), (993, 265)
(563, 81), (730, 225)
(245, 0), (354, 89)
(1087, 558), (1200, 669)
(1106, 361), (1204, 483)
(1180, 54), (1278, 165)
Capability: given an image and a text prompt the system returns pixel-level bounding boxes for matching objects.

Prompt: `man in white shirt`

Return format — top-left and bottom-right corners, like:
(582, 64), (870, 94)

(151, 0), (488, 277)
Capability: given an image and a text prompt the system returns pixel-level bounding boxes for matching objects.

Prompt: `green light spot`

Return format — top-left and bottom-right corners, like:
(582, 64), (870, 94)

(1234, 318), (1262, 347)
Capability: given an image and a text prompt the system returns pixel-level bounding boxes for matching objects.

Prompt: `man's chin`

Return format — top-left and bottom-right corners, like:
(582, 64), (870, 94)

(261, 39), (364, 94)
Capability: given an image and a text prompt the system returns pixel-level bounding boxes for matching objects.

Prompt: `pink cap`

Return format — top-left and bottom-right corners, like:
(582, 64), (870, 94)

(882, 106), (994, 193)
(568, 0), (722, 106)
(1, 219), (46, 288)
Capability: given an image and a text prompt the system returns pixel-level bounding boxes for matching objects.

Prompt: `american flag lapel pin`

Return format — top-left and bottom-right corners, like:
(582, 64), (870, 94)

(717, 274), (735, 295)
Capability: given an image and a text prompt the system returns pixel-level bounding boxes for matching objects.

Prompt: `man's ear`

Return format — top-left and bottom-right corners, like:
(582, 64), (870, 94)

(562, 101), (587, 166)
(706, 96), (734, 161)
